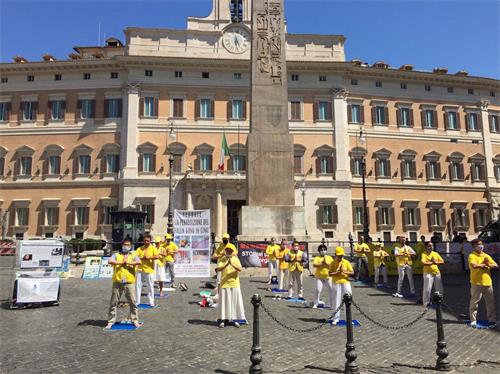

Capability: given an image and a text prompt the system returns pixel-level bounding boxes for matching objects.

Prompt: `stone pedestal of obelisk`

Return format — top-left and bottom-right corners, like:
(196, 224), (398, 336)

(239, 0), (306, 240)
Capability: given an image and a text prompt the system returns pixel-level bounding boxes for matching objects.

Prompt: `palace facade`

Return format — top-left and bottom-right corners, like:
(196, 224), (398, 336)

(0, 0), (499, 242)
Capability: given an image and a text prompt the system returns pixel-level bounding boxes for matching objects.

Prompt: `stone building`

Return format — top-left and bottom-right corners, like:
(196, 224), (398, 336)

(0, 0), (499, 242)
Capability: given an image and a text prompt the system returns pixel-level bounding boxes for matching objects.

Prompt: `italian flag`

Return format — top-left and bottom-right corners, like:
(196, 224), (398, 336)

(218, 133), (230, 171)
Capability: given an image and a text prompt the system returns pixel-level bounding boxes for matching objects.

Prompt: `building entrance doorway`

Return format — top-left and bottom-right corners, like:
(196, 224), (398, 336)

(227, 200), (245, 239)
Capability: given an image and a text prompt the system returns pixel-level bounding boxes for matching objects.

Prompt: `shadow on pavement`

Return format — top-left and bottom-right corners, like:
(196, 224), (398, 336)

(187, 319), (217, 327)
(303, 365), (343, 373)
(214, 369), (238, 374)
(298, 317), (327, 324)
(392, 362), (439, 371)
(77, 319), (108, 327)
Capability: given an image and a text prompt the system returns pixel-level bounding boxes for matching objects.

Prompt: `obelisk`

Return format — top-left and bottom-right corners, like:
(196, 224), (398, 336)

(240, 0), (306, 240)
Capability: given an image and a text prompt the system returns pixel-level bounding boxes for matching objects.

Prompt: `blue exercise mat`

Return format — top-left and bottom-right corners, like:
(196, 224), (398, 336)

(465, 320), (491, 329)
(284, 297), (307, 303)
(108, 321), (143, 331)
(328, 319), (361, 326)
(217, 319), (248, 325)
(271, 288), (288, 293)
(138, 303), (157, 309)
(154, 294), (171, 299)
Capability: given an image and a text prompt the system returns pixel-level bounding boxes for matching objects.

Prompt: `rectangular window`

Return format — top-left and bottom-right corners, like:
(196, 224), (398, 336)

(202, 72), (210, 79)
(400, 83), (407, 89)
(27, 75), (34, 82)
(17, 208), (29, 226)
(110, 72), (119, 79)
(293, 155), (302, 174)
(447, 111), (458, 130)
(200, 155), (212, 171)
(76, 207), (88, 225)
(0, 102), (9, 121)
(406, 208), (416, 226)
(468, 113), (479, 131)
(143, 97), (156, 117)
(455, 208), (466, 227)
(378, 159), (390, 177)
(231, 99), (243, 119)
(319, 75), (327, 82)
(351, 79), (358, 86)
(20, 157), (32, 175)
(319, 156), (331, 174)
(106, 154), (119, 173)
(48, 156), (61, 175)
(380, 207), (390, 225)
(468, 89), (474, 95)
(23, 101), (37, 121)
(1, 77), (8, 83)
(290, 101), (301, 121)
(427, 161), (440, 180)
(54, 74), (62, 81)
(103, 206), (117, 225)
(143, 153), (154, 172)
(175, 71), (183, 78)
(424, 109), (435, 128)
(83, 73), (91, 80)
(318, 101), (329, 121)
(140, 204), (155, 224)
(400, 108), (411, 127)
(78, 155), (91, 174)
(173, 98), (184, 118)
(291, 74), (299, 81)
(490, 115), (499, 133)
(145, 70), (153, 77)
(232, 155), (245, 171)
(172, 154), (182, 173)
(354, 207), (363, 225)
(322, 206), (334, 224)
(375, 106), (386, 124)
(199, 99), (212, 118)
(352, 158), (363, 177)
(425, 85), (431, 91)
(472, 163), (484, 181)
(50, 101), (64, 120)
(402, 160), (415, 179)
(234, 73), (242, 80)
(106, 99), (122, 118)
(490, 91), (496, 97)
(350, 104), (361, 123)
(375, 81), (382, 88)
(447, 87), (454, 93)
(46, 207), (58, 226)
(476, 209), (487, 227)
(432, 208), (442, 226)
(80, 99), (93, 119)
(450, 162), (463, 180)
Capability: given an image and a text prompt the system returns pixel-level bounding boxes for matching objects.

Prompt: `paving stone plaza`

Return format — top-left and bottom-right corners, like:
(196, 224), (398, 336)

(1, 264), (499, 373)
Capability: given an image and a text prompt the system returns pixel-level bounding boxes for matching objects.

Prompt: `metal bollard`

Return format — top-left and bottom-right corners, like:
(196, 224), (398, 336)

(249, 294), (263, 374)
(343, 293), (359, 374)
(433, 292), (451, 371)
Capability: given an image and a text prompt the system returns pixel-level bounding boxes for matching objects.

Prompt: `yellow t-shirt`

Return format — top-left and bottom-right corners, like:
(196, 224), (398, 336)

(218, 256), (242, 288)
(112, 253), (139, 284)
(136, 245), (160, 274)
(265, 244), (280, 261)
(288, 250), (304, 272)
(395, 245), (415, 266)
(330, 258), (353, 284)
(214, 242), (238, 259)
(276, 248), (290, 270)
(469, 252), (497, 286)
(372, 249), (389, 268)
(354, 243), (370, 258)
(313, 255), (333, 279)
(421, 251), (443, 275)
(164, 242), (178, 263)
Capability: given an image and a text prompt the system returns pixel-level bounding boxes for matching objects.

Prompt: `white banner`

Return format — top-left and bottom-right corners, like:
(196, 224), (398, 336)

(17, 277), (60, 303)
(18, 240), (64, 269)
(173, 210), (211, 278)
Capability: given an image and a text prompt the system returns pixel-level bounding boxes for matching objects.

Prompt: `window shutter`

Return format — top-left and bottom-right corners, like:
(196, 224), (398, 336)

(374, 160), (379, 177)
(85, 207), (90, 225)
(313, 102), (318, 122)
(62, 101), (66, 118)
(152, 154), (157, 172)
(332, 205), (338, 224)
(409, 109), (414, 127)
(371, 106), (376, 125)
(436, 162), (442, 179)
(76, 100), (82, 120)
(43, 159), (48, 176)
(242, 100), (247, 120)
(210, 99), (215, 118)
(477, 114), (483, 130)
(384, 107), (389, 125)
(389, 207), (395, 225)
(489, 115), (494, 132)
(443, 112), (448, 129)
(359, 105), (365, 123)
(315, 157), (321, 175)
(328, 156), (334, 174)
(54, 207), (60, 225)
(19, 102), (25, 120)
(209, 155), (213, 170)
(402, 208), (408, 226)
(139, 98), (144, 117)
(352, 207), (357, 226)
(376, 208), (381, 227)
(433, 110), (438, 128)
(440, 209), (446, 227)
(154, 97), (159, 117)
(412, 161), (417, 178)
(104, 99), (110, 118)
(421, 110), (426, 128)
(101, 156), (106, 174)
(456, 112), (461, 130)
(227, 100), (232, 120)
(117, 99), (123, 117)
(347, 104), (352, 123)
(396, 108), (401, 127)
(195, 100), (200, 119)
(5, 102), (11, 119)
(138, 154), (143, 173)
(464, 210), (470, 229)
(429, 209), (435, 227)
(415, 208), (421, 226)
(459, 163), (464, 180)
(47, 101), (52, 121)
(464, 113), (469, 130)
(327, 101), (332, 120)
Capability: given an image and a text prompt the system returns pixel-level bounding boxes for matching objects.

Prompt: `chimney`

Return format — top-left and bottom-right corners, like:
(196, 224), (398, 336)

(42, 54), (56, 62)
(399, 64), (414, 71)
(13, 56), (28, 63)
(433, 67), (448, 74)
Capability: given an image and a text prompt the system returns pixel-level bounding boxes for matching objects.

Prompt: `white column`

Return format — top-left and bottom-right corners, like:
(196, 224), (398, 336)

(216, 185), (223, 238)
(186, 184), (193, 210)
(332, 88), (352, 182)
(480, 101), (495, 187)
(121, 84), (140, 179)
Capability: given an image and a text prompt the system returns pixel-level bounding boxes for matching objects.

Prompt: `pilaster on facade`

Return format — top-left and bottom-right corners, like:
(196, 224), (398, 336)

(120, 83), (140, 180)
(332, 87), (352, 182)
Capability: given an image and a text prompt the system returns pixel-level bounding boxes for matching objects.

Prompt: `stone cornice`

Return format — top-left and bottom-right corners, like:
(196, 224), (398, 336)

(0, 179), (118, 189)
(352, 181), (495, 193)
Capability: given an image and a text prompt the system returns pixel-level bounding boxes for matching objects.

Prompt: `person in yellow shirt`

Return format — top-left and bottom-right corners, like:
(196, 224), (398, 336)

(312, 244), (333, 308)
(393, 235), (416, 298)
(135, 234), (161, 307)
(275, 239), (290, 291)
(329, 246), (354, 325)
(468, 239), (498, 328)
(354, 235), (370, 282)
(212, 233), (238, 296)
(153, 236), (169, 297)
(265, 237), (280, 285)
(216, 245), (246, 328)
(105, 238), (142, 329)
(163, 233), (178, 287)
(372, 242), (389, 287)
(287, 241), (306, 299)
(420, 241), (444, 307)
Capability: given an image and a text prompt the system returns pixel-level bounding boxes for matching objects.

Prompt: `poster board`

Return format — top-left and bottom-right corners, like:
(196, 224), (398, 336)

(82, 256), (102, 279)
(238, 242), (309, 268)
(98, 257), (114, 278)
(18, 240), (64, 269)
(173, 209), (211, 278)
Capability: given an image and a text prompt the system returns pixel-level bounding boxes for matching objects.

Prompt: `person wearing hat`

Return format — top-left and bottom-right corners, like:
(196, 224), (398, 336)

(135, 234), (161, 307)
(215, 245), (246, 328)
(420, 241), (444, 307)
(163, 233), (178, 288)
(393, 235), (416, 298)
(287, 241), (306, 299)
(312, 244), (334, 308)
(275, 239), (290, 290)
(105, 238), (142, 329)
(153, 236), (168, 297)
(354, 235), (370, 282)
(329, 246), (354, 325)
(372, 242), (390, 287)
(468, 239), (498, 328)
(265, 237), (280, 285)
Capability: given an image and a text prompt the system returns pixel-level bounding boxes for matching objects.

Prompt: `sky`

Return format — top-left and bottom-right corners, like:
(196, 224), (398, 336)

(0, 0), (498, 79)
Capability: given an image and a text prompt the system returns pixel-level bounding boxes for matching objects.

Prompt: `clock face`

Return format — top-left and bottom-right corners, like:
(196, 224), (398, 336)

(223, 27), (250, 54)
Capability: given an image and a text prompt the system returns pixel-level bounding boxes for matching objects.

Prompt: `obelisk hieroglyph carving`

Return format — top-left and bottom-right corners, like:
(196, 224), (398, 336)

(247, 0), (295, 206)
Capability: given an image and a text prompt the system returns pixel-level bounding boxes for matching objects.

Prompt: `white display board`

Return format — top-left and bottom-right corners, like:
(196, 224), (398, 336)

(173, 209), (211, 278)
(19, 240), (64, 269)
(16, 277), (60, 303)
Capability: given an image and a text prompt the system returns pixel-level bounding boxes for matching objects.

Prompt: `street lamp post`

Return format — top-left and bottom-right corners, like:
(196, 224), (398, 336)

(167, 122), (177, 235)
(299, 179), (308, 236)
(358, 129), (370, 241)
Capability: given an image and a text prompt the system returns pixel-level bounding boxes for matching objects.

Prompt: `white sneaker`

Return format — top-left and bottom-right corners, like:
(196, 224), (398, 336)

(312, 304), (318, 309)
(234, 322), (240, 328)
(470, 321), (478, 328)
(392, 293), (403, 298)
(331, 319), (340, 325)
(218, 322), (225, 328)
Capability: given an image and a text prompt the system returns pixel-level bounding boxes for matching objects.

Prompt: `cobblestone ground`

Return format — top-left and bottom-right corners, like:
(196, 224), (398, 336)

(0, 265), (499, 374)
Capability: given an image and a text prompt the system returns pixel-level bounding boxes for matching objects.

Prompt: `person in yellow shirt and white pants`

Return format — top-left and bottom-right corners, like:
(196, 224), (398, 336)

(265, 237), (280, 285)
(354, 236), (370, 281)
(275, 240), (290, 291)
(216, 245), (246, 328)
(372, 242), (389, 287)
(105, 238), (142, 329)
(468, 239), (498, 328)
(211, 233), (238, 297)
(154, 236), (169, 297)
(330, 246), (355, 325)
(287, 241), (306, 299)
(163, 233), (178, 287)
(393, 236), (416, 298)
(420, 241), (444, 307)
(312, 244), (333, 308)
(135, 234), (161, 307)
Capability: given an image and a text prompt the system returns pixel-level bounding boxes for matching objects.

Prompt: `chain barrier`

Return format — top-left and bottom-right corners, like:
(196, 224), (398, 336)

(351, 299), (429, 330)
(260, 300), (345, 333)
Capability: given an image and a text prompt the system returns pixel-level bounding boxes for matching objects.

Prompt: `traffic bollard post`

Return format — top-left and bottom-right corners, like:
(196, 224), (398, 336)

(250, 294), (263, 374)
(433, 291), (451, 372)
(343, 293), (359, 374)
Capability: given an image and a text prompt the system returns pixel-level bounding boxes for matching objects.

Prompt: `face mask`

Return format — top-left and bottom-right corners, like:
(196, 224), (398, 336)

(476, 245), (484, 251)
(319, 250), (326, 256)
(122, 246), (131, 253)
